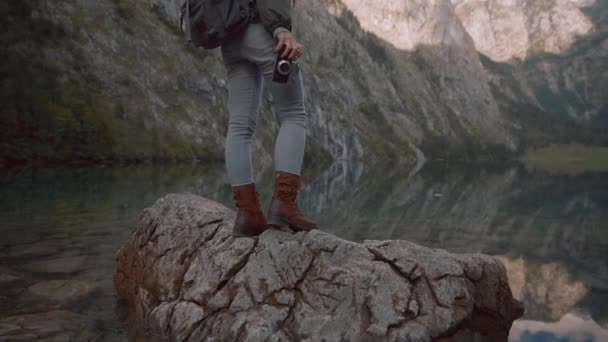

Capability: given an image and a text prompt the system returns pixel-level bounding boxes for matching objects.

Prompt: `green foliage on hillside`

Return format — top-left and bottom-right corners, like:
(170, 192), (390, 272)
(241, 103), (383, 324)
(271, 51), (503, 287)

(0, 0), (223, 166)
(0, 0), (95, 163)
(482, 52), (608, 149)
(110, 0), (135, 20)
(522, 144), (608, 175)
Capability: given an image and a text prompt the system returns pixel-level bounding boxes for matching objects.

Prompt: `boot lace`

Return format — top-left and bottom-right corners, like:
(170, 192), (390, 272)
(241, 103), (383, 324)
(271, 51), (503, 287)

(233, 190), (262, 211)
(276, 182), (298, 202)
(276, 182), (306, 220)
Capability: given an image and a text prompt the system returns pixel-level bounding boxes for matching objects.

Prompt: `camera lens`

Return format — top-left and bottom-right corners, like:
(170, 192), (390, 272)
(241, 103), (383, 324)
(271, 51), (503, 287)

(277, 60), (291, 75)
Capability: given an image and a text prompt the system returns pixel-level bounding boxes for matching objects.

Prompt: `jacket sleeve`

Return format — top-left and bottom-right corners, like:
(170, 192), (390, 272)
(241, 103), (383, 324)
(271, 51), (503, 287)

(256, 0), (292, 38)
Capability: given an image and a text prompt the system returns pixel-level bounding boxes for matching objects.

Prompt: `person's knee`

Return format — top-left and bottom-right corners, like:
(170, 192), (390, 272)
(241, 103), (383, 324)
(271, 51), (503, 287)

(228, 118), (257, 139)
(279, 110), (307, 129)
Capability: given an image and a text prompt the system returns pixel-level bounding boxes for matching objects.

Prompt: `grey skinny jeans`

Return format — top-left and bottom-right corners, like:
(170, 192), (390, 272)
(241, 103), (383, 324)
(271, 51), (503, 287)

(220, 22), (308, 186)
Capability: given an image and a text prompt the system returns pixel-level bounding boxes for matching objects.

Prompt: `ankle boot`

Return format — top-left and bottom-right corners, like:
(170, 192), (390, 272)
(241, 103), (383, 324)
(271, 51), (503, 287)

(229, 182), (269, 237)
(267, 170), (319, 231)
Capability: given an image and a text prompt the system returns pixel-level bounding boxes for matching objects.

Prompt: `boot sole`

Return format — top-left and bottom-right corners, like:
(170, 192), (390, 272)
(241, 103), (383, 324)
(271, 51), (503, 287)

(229, 231), (258, 238)
(229, 225), (264, 238)
(267, 215), (318, 232)
(229, 230), (259, 238)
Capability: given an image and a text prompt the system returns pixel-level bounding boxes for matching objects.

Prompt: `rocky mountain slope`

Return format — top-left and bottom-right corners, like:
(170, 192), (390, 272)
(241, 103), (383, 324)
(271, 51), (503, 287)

(1, 0), (605, 166)
(452, 0), (595, 62)
(470, 0), (608, 145)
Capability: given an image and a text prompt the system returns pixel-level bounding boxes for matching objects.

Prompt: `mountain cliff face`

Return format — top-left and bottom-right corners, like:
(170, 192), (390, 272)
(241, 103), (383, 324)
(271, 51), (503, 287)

(324, 0), (513, 154)
(482, 0), (608, 145)
(452, 0), (594, 62)
(2, 0), (605, 166)
(140, 0), (518, 162)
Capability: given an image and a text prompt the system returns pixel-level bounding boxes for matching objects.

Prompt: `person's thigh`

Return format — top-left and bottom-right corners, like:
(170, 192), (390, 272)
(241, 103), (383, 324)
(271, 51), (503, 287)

(240, 23), (307, 127)
(267, 68), (306, 128)
(221, 60), (263, 131)
(239, 23), (277, 67)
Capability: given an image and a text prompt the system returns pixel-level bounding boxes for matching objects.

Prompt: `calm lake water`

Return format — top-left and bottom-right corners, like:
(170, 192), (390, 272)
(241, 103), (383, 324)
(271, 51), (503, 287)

(0, 162), (606, 341)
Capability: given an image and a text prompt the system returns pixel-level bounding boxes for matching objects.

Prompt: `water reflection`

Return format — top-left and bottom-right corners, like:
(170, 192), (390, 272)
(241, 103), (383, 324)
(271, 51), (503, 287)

(0, 162), (606, 340)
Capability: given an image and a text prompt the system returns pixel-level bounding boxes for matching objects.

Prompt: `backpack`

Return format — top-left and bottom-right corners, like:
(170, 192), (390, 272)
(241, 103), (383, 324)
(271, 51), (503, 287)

(179, 0), (257, 49)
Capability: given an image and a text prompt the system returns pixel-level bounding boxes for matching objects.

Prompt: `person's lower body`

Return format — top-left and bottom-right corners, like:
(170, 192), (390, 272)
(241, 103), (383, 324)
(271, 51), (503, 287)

(221, 23), (318, 237)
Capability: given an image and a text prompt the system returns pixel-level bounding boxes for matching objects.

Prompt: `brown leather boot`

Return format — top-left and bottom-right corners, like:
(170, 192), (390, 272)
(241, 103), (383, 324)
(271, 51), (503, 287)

(267, 170), (319, 231)
(229, 182), (269, 237)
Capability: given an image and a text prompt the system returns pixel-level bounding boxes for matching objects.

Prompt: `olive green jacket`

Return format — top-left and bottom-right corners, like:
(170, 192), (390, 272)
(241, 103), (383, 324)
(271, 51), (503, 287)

(254, 0), (293, 38)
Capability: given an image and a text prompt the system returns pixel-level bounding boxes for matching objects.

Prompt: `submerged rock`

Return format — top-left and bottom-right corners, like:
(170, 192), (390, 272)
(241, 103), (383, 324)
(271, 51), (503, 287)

(0, 268), (27, 309)
(0, 268), (25, 291)
(23, 256), (87, 275)
(114, 194), (523, 341)
(3, 241), (61, 260)
(20, 279), (99, 311)
(0, 310), (97, 341)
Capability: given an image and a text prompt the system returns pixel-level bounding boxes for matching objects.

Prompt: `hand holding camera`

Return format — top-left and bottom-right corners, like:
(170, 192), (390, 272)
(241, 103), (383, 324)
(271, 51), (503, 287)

(272, 31), (303, 84)
(273, 31), (305, 59)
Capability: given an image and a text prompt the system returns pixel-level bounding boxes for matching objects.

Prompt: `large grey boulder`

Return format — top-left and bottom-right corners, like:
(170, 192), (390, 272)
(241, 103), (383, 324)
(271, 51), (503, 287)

(113, 194), (523, 341)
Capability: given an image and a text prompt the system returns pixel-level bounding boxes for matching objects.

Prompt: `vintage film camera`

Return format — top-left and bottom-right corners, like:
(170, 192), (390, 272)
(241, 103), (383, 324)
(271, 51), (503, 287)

(272, 46), (300, 83)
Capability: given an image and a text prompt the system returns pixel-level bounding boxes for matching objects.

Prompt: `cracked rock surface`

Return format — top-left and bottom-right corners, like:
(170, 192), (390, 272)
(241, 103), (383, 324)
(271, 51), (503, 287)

(113, 194), (523, 341)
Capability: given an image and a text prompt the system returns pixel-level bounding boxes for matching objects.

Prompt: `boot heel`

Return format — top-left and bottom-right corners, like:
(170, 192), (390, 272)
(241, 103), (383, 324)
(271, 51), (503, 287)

(230, 182), (269, 237)
(230, 225), (257, 237)
(267, 215), (290, 228)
